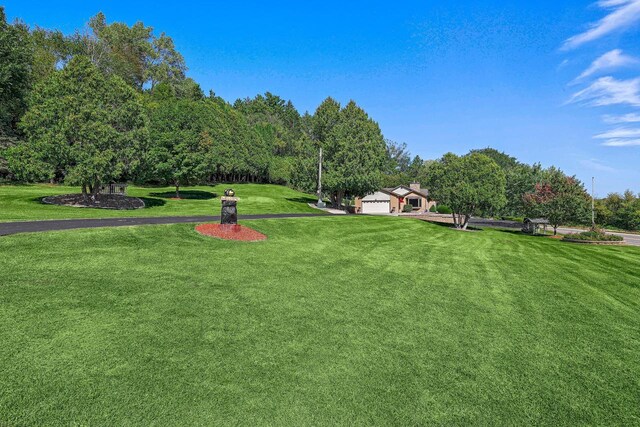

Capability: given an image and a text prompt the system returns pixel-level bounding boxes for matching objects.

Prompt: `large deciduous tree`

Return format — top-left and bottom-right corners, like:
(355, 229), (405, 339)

(425, 153), (507, 229)
(523, 167), (590, 235)
(75, 12), (187, 92)
(7, 56), (148, 198)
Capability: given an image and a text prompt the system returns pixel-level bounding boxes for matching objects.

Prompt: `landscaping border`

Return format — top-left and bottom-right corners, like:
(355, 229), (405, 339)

(562, 239), (625, 245)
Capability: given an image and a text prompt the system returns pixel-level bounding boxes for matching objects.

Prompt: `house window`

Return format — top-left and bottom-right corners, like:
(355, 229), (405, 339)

(407, 197), (421, 208)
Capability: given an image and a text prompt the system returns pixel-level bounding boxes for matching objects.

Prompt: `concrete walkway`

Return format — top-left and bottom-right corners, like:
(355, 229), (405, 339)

(0, 213), (321, 236)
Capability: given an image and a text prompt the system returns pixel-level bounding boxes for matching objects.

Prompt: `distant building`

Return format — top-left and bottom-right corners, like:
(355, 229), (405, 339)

(354, 183), (436, 214)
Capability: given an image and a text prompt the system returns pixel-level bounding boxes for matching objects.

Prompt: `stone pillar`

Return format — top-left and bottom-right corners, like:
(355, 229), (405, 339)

(221, 196), (238, 225)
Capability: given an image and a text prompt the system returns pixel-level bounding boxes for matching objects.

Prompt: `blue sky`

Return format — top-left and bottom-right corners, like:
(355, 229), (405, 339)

(5, 0), (640, 194)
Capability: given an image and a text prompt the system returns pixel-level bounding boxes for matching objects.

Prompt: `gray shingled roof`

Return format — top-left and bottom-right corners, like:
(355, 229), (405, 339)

(382, 185), (429, 198)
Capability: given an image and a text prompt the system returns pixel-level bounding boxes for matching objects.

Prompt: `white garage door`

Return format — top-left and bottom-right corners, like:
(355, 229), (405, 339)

(362, 200), (390, 214)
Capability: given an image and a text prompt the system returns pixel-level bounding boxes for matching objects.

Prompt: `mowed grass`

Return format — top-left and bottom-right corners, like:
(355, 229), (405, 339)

(0, 183), (318, 221)
(1, 216), (639, 425)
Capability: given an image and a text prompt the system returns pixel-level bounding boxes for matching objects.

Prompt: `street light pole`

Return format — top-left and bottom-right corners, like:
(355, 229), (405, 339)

(317, 147), (325, 208)
(591, 176), (595, 228)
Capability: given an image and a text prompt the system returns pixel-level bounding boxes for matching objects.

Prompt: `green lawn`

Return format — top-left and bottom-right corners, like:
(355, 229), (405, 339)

(1, 216), (639, 425)
(0, 183), (318, 221)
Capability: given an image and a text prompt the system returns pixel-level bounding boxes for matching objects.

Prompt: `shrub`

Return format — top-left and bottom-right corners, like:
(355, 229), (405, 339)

(402, 204), (414, 213)
(563, 230), (623, 242)
(437, 205), (452, 214)
(429, 205), (437, 212)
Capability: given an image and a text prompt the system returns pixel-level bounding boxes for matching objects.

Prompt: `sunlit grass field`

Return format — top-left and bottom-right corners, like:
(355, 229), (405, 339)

(0, 183), (318, 221)
(1, 215), (639, 425)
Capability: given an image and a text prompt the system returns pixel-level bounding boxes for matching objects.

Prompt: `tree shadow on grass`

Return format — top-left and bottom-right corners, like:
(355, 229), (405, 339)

(139, 197), (167, 208)
(420, 220), (483, 232)
(286, 196), (316, 204)
(494, 228), (556, 237)
(149, 190), (217, 200)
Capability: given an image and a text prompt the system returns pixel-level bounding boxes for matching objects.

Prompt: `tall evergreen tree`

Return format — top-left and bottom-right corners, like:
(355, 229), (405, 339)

(322, 100), (387, 207)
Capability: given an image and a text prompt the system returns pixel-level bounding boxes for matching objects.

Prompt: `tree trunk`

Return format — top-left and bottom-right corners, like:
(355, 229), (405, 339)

(461, 215), (470, 230)
(330, 191), (344, 209)
(451, 212), (458, 228)
(81, 183), (88, 203)
(89, 181), (100, 203)
(554, 225), (558, 236)
(175, 181), (180, 199)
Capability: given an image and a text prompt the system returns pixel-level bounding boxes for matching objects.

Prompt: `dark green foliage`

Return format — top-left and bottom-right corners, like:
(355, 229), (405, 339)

(146, 99), (216, 196)
(469, 147), (520, 170)
(7, 56), (149, 195)
(316, 99), (388, 206)
(524, 167), (590, 234)
(436, 204), (452, 214)
(425, 153), (506, 228)
(503, 163), (544, 217)
(382, 139), (432, 187)
(0, 8), (31, 139)
(81, 12), (187, 91)
(596, 190), (640, 231)
(563, 230), (623, 242)
(402, 204), (414, 213)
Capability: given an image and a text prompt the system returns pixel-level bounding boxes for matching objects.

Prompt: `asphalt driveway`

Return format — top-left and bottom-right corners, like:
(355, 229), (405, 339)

(0, 213), (320, 236)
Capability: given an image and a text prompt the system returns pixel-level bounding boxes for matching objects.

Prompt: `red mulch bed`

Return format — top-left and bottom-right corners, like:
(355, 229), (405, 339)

(195, 223), (267, 241)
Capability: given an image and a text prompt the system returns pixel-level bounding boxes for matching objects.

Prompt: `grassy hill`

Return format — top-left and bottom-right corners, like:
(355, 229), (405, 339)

(0, 183), (318, 222)
(1, 216), (639, 425)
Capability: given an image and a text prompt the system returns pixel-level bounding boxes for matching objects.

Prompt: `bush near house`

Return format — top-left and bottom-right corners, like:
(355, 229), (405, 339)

(436, 205), (452, 214)
(402, 204), (414, 213)
(563, 230), (623, 242)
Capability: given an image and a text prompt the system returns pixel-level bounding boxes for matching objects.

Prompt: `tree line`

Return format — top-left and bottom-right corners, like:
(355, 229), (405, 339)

(2, 8), (636, 230)
(0, 8), (387, 203)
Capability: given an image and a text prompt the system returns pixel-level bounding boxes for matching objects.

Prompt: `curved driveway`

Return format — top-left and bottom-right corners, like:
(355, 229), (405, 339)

(0, 213), (320, 236)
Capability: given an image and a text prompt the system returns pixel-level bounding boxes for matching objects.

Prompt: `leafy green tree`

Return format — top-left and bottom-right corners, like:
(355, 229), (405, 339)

(234, 92), (317, 186)
(146, 99), (215, 197)
(28, 26), (76, 85)
(382, 139), (411, 187)
(322, 100), (387, 207)
(0, 7), (31, 138)
(503, 163), (544, 217)
(425, 153), (507, 229)
(78, 12), (187, 92)
(7, 56), (149, 198)
(469, 147), (519, 170)
(523, 168), (590, 235)
(600, 190), (640, 230)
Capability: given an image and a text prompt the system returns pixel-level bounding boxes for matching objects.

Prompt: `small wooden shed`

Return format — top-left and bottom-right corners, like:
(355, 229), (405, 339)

(522, 218), (549, 235)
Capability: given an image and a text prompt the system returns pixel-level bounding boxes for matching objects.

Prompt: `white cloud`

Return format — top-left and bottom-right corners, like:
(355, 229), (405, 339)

(574, 49), (638, 81)
(601, 138), (640, 145)
(602, 112), (640, 122)
(594, 127), (640, 137)
(568, 76), (640, 106)
(580, 158), (618, 171)
(562, 0), (640, 50)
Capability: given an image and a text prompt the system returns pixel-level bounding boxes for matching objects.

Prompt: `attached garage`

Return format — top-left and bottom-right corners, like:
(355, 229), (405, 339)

(360, 191), (391, 214)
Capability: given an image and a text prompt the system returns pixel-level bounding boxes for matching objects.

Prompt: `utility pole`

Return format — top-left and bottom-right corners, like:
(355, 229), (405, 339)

(591, 176), (595, 228)
(317, 148), (325, 208)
